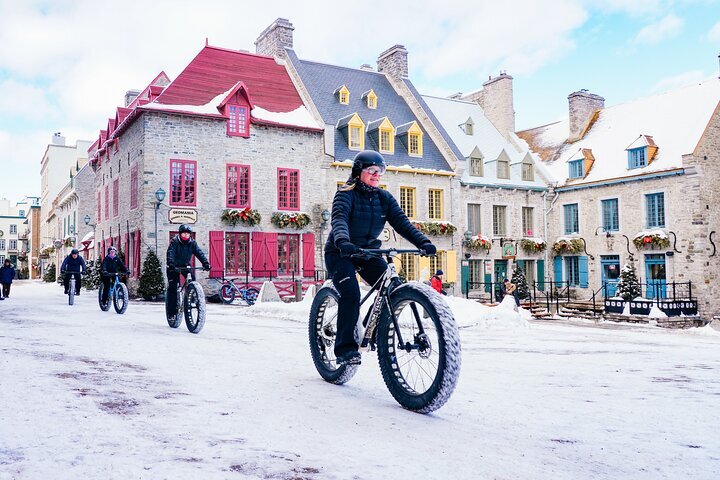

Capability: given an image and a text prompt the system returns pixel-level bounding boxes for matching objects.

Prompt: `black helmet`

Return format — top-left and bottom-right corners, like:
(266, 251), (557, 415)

(351, 150), (386, 179)
(70, 248), (79, 255)
(178, 224), (193, 234)
(108, 246), (117, 254)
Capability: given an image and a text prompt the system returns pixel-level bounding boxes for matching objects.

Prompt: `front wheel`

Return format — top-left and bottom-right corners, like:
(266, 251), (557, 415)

(376, 282), (461, 413)
(184, 282), (206, 334)
(308, 286), (359, 385)
(98, 284), (110, 311)
(166, 285), (182, 328)
(113, 282), (129, 314)
(220, 284), (235, 304)
(68, 278), (75, 306)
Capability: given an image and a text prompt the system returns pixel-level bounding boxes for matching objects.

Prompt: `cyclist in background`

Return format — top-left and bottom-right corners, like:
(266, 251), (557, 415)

(100, 246), (128, 305)
(166, 224), (210, 322)
(60, 248), (87, 296)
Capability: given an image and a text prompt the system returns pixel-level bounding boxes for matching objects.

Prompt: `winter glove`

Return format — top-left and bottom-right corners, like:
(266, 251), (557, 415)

(337, 241), (359, 258)
(202, 262), (211, 271)
(419, 242), (437, 256)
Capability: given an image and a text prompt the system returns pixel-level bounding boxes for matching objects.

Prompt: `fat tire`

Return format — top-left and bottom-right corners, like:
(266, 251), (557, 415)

(244, 287), (260, 306)
(68, 278), (75, 306)
(166, 285), (182, 328)
(98, 284), (110, 311)
(113, 282), (129, 314)
(220, 284), (235, 304)
(376, 282), (461, 413)
(308, 286), (359, 385)
(184, 282), (206, 334)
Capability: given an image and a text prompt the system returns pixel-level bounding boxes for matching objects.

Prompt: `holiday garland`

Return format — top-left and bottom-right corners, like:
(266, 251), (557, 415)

(271, 211), (311, 229)
(552, 238), (584, 255)
(520, 238), (547, 254)
(633, 230), (670, 249)
(412, 221), (457, 236)
(464, 235), (492, 251)
(221, 207), (262, 227)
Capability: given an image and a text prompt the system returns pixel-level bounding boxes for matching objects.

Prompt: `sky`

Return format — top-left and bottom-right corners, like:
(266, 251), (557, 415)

(0, 0), (719, 204)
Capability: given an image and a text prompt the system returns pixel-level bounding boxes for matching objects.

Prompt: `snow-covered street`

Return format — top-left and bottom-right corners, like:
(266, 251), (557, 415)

(2, 281), (719, 479)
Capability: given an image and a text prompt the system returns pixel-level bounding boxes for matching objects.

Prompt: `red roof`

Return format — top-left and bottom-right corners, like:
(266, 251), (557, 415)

(155, 45), (303, 113)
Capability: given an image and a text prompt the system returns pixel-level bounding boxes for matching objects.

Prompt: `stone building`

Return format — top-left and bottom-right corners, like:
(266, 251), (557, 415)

(55, 163), (96, 261)
(517, 79), (720, 318)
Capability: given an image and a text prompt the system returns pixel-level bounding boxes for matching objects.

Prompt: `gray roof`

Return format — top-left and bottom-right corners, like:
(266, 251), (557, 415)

(286, 49), (452, 172)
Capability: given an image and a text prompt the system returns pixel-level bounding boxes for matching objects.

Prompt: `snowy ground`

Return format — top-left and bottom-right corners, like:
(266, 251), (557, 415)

(1, 281), (719, 480)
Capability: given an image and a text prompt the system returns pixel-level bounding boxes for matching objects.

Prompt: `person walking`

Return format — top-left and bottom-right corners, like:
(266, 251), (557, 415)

(0, 259), (15, 298)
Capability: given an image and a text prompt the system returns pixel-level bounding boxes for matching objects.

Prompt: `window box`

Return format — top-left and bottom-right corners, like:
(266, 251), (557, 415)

(520, 238), (546, 254)
(221, 208), (261, 227)
(552, 238), (583, 256)
(632, 230), (670, 249)
(411, 221), (457, 237)
(464, 235), (492, 251)
(271, 212), (311, 229)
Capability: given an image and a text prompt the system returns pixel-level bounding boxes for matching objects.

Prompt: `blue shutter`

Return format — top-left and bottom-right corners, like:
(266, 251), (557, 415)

(537, 259), (545, 291)
(579, 256), (589, 288)
(553, 256), (563, 288)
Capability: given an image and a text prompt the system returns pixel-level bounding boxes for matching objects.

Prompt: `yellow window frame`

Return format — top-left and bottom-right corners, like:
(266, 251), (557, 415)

(428, 189), (443, 220)
(347, 113), (365, 150)
(378, 117), (395, 154)
(338, 85), (350, 105)
(400, 186), (416, 219)
(366, 90), (377, 109)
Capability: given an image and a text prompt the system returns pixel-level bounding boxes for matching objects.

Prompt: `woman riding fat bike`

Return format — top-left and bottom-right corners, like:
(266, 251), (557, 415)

(165, 224), (211, 324)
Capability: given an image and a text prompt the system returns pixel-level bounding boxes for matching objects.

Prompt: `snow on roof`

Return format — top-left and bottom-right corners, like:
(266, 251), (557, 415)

(518, 79), (720, 187)
(251, 105), (320, 130)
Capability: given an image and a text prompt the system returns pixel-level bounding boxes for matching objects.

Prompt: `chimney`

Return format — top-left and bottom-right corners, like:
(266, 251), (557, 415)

(255, 18), (295, 59)
(461, 72), (515, 139)
(51, 132), (65, 146)
(124, 89), (141, 107)
(377, 45), (408, 79)
(568, 89), (604, 142)
(359, 63), (374, 71)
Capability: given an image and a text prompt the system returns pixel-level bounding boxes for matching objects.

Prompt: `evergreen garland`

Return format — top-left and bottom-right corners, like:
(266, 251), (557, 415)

(511, 266), (530, 300)
(615, 263), (641, 301)
(137, 249), (165, 300)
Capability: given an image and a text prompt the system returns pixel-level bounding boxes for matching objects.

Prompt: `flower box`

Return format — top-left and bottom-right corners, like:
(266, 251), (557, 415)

(271, 212), (311, 229)
(464, 235), (492, 251)
(221, 208), (261, 227)
(632, 230), (670, 249)
(520, 238), (547, 254)
(552, 238), (583, 256)
(411, 221), (457, 237)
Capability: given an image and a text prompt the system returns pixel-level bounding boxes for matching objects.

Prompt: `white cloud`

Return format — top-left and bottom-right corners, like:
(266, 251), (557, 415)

(0, 129), (51, 201)
(0, 80), (55, 121)
(650, 70), (713, 93)
(633, 14), (684, 45)
(709, 21), (720, 43)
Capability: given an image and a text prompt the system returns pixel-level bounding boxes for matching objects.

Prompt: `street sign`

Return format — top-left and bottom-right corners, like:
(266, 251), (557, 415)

(502, 243), (516, 259)
(168, 208), (197, 224)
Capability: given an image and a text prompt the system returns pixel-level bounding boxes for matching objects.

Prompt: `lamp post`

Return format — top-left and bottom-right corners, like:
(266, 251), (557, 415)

(461, 230), (472, 295)
(84, 215), (96, 259)
(154, 188), (166, 254)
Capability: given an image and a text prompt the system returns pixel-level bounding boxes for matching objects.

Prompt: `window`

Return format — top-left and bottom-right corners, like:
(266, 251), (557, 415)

(225, 232), (249, 275)
(408, 133), (421, 156)
(277, 233), (300, 275)
(337, 86), (350, 105)
(0, 255), (4, 263)
(9, 225), (17, 234)
(522, 157), (534, 181)
(227, 164), (251, 208)
(104, 185), (110, 220)
(113, 179), (119, 217)
(428, 189), (443, 220)
(565, 257), (580, 286)
(278, 168), (299, 210)
(0, 240), (4, 250)
(601, 198), (619, 232)
(646, 193), (665, 228)
(497, 158), (509, 179)
(18, 210), (25, 217)
(130, 163), (138, 210)
(170, 159), (197, 206)
(493, 205), (506, 236)
(469, 259), (483, 283)
(469, 156), (483, 176)
(349, 125), (363, 150)
(467, 204), (481, 235)
(400, 187), (416, 218)
(628, 148), (647, 169)
(465, 123), (474, 136)
(380, 128), (393, 153)
(9, 240), (17, 250)
(366, 90), (377, 109)
(522, 207), (534, 237)
(564, 204), (579, 234)
(227, 105), (249, 137)
(399, 253), (417, 281)
(430, 252), (445, 277)
(569, 159), (584, 179)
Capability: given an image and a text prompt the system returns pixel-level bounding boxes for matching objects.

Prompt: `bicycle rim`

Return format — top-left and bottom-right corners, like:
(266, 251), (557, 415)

(244, 287), (259, 305)
(98, 284), (110, 311)
(184, 282), (206, 333)
(113, 283), (129, 314)
(220, 284), (235, 304)
(68, 279), (75, 306)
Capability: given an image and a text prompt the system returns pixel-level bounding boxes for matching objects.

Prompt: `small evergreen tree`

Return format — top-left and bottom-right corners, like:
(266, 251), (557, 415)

(616, 262), (641, 300)
(43, 263), (56, 283)
(511, 266), (530, 300)
(137, 249), (165, 300)
(83, 258), (102, 290)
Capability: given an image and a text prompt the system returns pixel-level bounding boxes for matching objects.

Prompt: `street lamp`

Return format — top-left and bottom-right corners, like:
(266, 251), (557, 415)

(154, 188), (166, 254)
(84, 215), (96, 258)
(320, 209), (331, 228)
(461, 230), (473, 296)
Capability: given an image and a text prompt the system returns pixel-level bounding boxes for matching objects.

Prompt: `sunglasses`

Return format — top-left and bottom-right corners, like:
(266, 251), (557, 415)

(362, 166), (385, 176)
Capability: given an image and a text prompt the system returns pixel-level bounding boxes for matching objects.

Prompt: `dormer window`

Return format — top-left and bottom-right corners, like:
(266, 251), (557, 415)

(470, 156), (483, 176)
(335, 85), (350, 105)
(227, 105), (249, 137)
(362, 90), (377, 109)
(461, 117), (474, 135)
(368, 117), (395, 154)
(626, 135), (656, 169)
(396, 121), (423, 157)
(569, 159), (584, 178)
(521, 155), (534, 181)
(628, 147), (647, 169)
(337, 113), (365, 150)
(496, 151), (510, 179)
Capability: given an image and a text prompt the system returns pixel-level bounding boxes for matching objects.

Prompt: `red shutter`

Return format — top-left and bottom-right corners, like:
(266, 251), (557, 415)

(265, 233), (278, 276)
(302, 233), (315, 277)
(251, 232), (266, 277)
(208, 231), (224, 279)
(134, 230), (141, 276)
(124, 233), (129, 266)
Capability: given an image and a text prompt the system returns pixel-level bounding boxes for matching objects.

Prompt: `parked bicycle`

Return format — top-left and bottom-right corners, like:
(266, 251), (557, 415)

(309, 249), (461, 413)
(218, 275), (260, 305)
(98, 272), (130, 314)
(166, 266), (207, 334)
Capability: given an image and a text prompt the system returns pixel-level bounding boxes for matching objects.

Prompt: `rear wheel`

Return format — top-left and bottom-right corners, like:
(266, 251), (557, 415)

(243, 287), (260, 306)
(184, 281), (206, 334)
(98, 284), (110, 311)
(376, 282), (461, 413)
(113, 282), (129, 314)
(166, 285), (182, 328)
(68, 277), (75, 306)
(220, 284), (235, 304)
(308, 286), (359, 384)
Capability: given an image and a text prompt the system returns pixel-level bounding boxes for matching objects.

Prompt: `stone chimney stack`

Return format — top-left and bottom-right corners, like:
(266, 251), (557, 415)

(124, 89), (141, 107)
(377, 45), (408, 79)
(51, 132), (65, 146)
(568, 89), (604, 141)
(461, 72), (515, 140)
(255, 18), (295, 58)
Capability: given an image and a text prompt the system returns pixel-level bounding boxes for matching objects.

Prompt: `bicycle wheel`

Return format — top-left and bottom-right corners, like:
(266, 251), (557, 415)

(166, 285), (182, 328)
(376, 282), (461, 413)
(98, 284), (111, 311)
(308, 286), (359, 384)
(68, 278), (75, 306)
(184, 281), (206, 334)
(113, 282), (129, 314)
(220, 284), (235, 304)
(243, 287), (260, 306)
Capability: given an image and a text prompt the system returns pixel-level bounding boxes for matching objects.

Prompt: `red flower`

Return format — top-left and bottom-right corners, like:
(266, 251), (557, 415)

(643, 236), (652, 244)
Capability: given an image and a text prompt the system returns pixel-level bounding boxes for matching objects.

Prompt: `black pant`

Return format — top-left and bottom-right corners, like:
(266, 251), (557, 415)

(64, 272), (82, 294)
(101, 276), (113, 303)
(165, 269), (188, 318)
(325, 251), (387, 358)
(1, 283), (10, 297)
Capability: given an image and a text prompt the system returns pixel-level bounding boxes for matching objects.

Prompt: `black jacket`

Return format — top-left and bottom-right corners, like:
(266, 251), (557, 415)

(166, 235), (209, 269)
(101, 256), (128, 276)
(61, 255), (87, 273)
(326, 184), (430, 253)
(0, 265), (15, 284)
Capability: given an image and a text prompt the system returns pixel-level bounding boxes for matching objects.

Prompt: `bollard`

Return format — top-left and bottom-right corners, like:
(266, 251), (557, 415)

(295, 279), (303, 302)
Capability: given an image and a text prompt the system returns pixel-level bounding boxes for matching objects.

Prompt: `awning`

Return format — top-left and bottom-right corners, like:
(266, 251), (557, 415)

(80, 231), (94, 245)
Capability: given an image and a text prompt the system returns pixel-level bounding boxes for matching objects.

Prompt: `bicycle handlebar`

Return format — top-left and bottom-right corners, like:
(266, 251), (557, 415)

(353, 248), (427, 258)
(172, 266), (209, 272)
